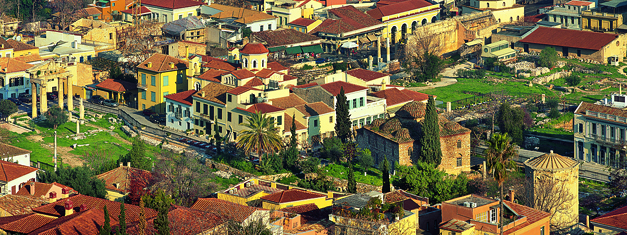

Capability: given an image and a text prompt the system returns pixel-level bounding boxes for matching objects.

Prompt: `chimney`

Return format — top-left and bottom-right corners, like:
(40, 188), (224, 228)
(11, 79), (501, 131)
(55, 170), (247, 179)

(29, 182), (35, 196)
(119, 162), (123, 167)
(169, 62), (175, 69)
(202, 91), (206, 97)
(147, 62), (152, 68)
(381, 80), (386, 91)
(509, 189), (515, 202)
(62, 188), (70, 198)
(79, 204), (87, 212)
(127, 162), (131, 168)
(49, 192), (57, 203)
(64, 200), (74, 216)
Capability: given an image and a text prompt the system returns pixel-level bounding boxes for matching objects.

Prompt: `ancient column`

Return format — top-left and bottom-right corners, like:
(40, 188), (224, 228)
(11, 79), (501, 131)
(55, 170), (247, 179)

(58, 79), (63, 109)
(40, 84), (47, 113)
(76, 120), (80, 134)
(447, 102), (452, 112)
(386, 37), (390, 63)
(79, 98), (85, 120)
(368, 55), (373, 70)
(377, 36), (381, 63)
(31, 83), (37, 118)
(67, 76), (73, 112)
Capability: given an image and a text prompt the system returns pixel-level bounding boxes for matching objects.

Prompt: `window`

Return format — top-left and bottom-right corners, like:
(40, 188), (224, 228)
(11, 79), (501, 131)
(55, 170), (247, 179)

(177, 74), (183, 84)
(490, 209), (497, 223)
(579, 123), (583, 133)
(260, 25), (264, 31)
(243, 59), (248, 68)
(252, 59), (258, 68)
(228, 94), (232, 102)
(621, 129), (625, 140)
(353, 120), (358, 126)
(457, 140), (462, 148)
(359, 97), (364, 107)
(109, 33), (113, 39)
(277, 116), (282, 125)
(239, 115), (243, 124)
(611, 127), (616, 138)
(151, 92), (156, 102)
(142, 104), (145, 110)
(188, 13), (193, 17)
(352, 99), (357, 109)
(268, 24), (272, 30)
(142, 91), (146, 100)
(170, 119), (174, 123)
(602, 124), (607, 136)
(196, 102), (200, 112)
(457, 157), (462, 167)
(329, 116), (333, 123)
(541, 226), (545, 235)
(217, 108), (223, 119)
(314, 120), (318, 127)
(195, 119), (199, 125)
(151, 76), (156, 86)
(227, 112), (232, 122)
(141, 74), (146, 85)
(592, 123), (597, 135)
(487, 2), (489, 7)
(210, 106), (215, 119)
(163, 76), (169, 86)
(179, 14), (183, 19)
(262, 59), (265, 68)
(203, 104), (208, 115)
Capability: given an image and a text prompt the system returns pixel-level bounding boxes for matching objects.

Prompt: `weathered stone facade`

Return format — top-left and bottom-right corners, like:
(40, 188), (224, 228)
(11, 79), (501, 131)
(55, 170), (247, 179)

(291, 85), (335, 109)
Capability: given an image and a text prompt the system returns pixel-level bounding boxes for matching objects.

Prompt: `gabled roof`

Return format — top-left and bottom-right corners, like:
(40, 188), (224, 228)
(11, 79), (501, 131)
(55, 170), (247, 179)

(127, 206), (223, 234)
(255, 68), (275, 78)
(165, 90), (197, 106)
(0, 213), (56, 234)
(193, 82), (232, 105)
(293, 102), (335, 117)
(319, 81), (367, 96)
(197, 69), (227, 82)
(502, 201), (551, 235)
(191, 198), (265, 223)
(121, 6), (151, 14)
(163, 16), (205, 35)
(591, 205), (627, 230)
(32, 195), (158, 224)
(232, 69), (256, 79)
(0, 57), (34, 73)
(270, 93), (308, 109)
(16, 181), (75, 198)
(0, 160), (37, 182)
(400, 89), (430, 102)
(252, 29), (321, 47)
(367, 0), (435, 19)
(246, 103), (285, 114)
(289, 18), (317, 27)
(28, 208), (119, 235)
(0, 195), (48, 216)
(95, 79), (136, 93)
(240, 43), (269, 54)
(309, 6), (383, 35)
(518, 27), (618, 51)
(0, 142), (31, 159)
(141, 0), (204, 9)
(260, 189), (326, 204)
(6, 39), (37, 51)
(13, 54), (43, 63)
(346, 68), (389, 82)
(243, 77), (265, 87)
(575, 101), (627, 120)
(82, 7), (102, 16)
(203, 59), (239, 72)
(0, 37), (14, 50)
(137, 53), (189, 73)
(227, 86), (260, 95)
(284, 114), (307, 133)
(96, 166), (153, 194)
(372, 88), (416, 106)
(267, 61), (288, 72)
(209, 4), (275, 24)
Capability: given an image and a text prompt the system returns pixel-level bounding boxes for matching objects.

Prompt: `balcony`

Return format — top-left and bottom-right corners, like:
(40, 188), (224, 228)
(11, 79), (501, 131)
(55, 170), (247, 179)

(588, 134), (627, 146)
(195, 112), (214, 121)
(137, 83), (147, 90)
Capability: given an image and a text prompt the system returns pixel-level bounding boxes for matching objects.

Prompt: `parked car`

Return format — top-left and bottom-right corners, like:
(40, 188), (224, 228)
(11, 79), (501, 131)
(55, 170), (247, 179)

(315, 58), (326, 64)
(103, 99), (118, 107)
(90, 95), (104, 104)
(7, 98), (22, 106)
(149, 114), (166, 124)
(18, 93), (31, 103)
(143, 109), (155, 117)
(46, 92), (57, 101)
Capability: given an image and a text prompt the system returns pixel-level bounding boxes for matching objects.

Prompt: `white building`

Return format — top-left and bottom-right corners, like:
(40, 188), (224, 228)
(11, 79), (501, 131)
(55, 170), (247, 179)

(0, 160), (38, 195)
(0, 143), (31, 167)
(165, 90), (197, 132)
(141, 0), (205, 23)
(319, 81), (387, 128)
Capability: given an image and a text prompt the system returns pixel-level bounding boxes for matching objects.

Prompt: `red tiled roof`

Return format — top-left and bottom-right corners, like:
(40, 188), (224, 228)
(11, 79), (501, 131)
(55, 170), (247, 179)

(591, 205), (627, 230)
(16, 181), (75, 198)
(227, 86), (260, 95)
(0, 160), (37, 182)
(6, 39), (37, 51)
(271, 93), (307, 109)
(524, 14), (545, 23)
(575, 102), (627, 120)
(565, 0), (593, 6)
(231, 69), (256, 79)
(240, 43), (269, 54)
(137, 53), (189, 72)
(127, 206), (223, 234)
(203, 59), (238, 72)
(282, 74), (297, 81)
(284, 114), (307, 133)
(518, 27), (618, 51)
(346, 68), (389, 82)
(280, 203), (319, 214)
(252, 29), (321, 47)
(28, 208), (119, 235)
(367, 0), (435, 19)
(96, 79), (136, 92)
(373, 88), (427, 106)
(0, 57), (34, 73)
(247, 103), (285, 114)
(502, 201), (551, 235)
(82, 7), (102, 16)
(401, 89), (430, 102)
(0, 195), (48, 216)
(198, 69), (228, 82)
(293, 102), (334, 117)
(226, 184), (283, 198)
(164, 90), (197, 106)
(310, 6), (383, 35)
(0, 213), (56, 234)
(141, 0), (204, 9)
(96, 166), (153, 194)
(319, 81), (367, 96)
(244, 77), (265, 87)
(260, 189), (326, 203)
(290, 18), (316, 26)
(32, 195), (158, 224)
(255, 68), (275, 78)
(13, 54), (43, 63)
(0, 142), (31, 159)
(267, 61), (288, 72)
(191, 198), (264, 223)
(121, 6), (151, 14)
(193, 82), (231, 105)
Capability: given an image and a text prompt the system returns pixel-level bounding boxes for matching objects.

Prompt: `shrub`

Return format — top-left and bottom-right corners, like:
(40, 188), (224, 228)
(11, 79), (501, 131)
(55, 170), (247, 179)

(539, 47), (558, 68)
(564, 74), (582, 86)
(549, 108), (561, 119)
(546, 99), (559, 109)
(455, 69), (486, 79)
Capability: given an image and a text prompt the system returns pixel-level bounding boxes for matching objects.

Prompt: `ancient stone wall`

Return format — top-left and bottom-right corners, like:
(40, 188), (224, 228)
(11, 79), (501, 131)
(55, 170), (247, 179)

(292, 86), (335, 109)
(304, 173), (382, 193)
(438, 132), (472, 175)
(526, 164), (580, 229)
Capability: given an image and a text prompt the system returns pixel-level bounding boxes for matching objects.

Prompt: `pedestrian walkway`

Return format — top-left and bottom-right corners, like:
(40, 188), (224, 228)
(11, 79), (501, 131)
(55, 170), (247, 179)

(407, 61), (474, 91)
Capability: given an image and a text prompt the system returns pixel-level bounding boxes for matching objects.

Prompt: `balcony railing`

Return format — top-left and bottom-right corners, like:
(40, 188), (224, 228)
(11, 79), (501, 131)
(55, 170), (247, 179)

(588, 134), (627, 146)
(137, 83), (147, 90)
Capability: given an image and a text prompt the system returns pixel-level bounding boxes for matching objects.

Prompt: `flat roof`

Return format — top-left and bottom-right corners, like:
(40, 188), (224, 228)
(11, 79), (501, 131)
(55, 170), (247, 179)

(492, 48), (516, 57)
(448, 195), (494, 207)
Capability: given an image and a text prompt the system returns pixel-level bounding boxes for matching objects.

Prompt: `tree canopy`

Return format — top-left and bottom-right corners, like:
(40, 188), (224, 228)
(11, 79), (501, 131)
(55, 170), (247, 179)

(496, 103), (525, 145)
(44, 106), (68, 129)
(538, 47), (559, 68)
(120, 136), (152, 171)
(394, 162), (468, 203)
(420, 96), (442, 165)
(335, 87), (352, 143)
(0, 100), (18, 121)
(237, 111), (282, 164)
(38, 165), (107, 198)
(381, 157), (390, 193)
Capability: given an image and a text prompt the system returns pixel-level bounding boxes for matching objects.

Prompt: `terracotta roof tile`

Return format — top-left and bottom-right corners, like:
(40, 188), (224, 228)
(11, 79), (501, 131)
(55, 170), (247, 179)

(96, 166), (153, 193)
(565, 0), (593, 6)
(319, 81), (367, 96)
(198, 69), (227, 82)
(523, 151), (579, 170)
(15, 181), (75, 198)
(284, 113), (307, 133)
(240, 43), (269, 54)
(6, 39), (37, 51)
(0, 213), (56, 234)
(502, 201), (551, 235)
(164, 90), (197, 106)
(226, 184), (283, 198)
(346, 68), (389, 82)
(193, 82), (232, 105)
(96, 79), (136, 92)
(127, 206), (223, 234)
(293, 102), (334, 117)
(261, 189), (326, 203)
(137, 53), (189, 73)
(372, 88), (413, 106)
(121, 6), (151, 15)
(252, 29), (321, 47)
(203, 60), (238, 71)
(141, 0), (204, 9)
(366, 0), (435, 19)
(519, 27), (618, 51)
(575, 102), (627, 121)
(590, 205), (627, 229)
(524, 14), (545, 23)
(82, 7), (102, 16)
(243, 77), (265, 87)
(267, 61), (288, 72)
(190, 198), (265, 223)
(0, 57), (34, 73)
(282, 74), (297, 81)
(271, 93), (308, 109)
(310, 6), (383, 35)
(289, 18), (317, 27)
(280, 203), (319, 214)
(0, 195), (48, 216)
(400, 89), (429, 102)
(28, 208), (119, 235)
(227, 86), (260, 95)
(255, 68), (275, 78)
(13, 54), (43, 63)
(0, 37), (14, 50)
(32, 195), (158, 224)
(247, 103), (285, 114)
(0, 143), (31, 159)
(231, 69), (256, 79)
(0, 160), (37, 182)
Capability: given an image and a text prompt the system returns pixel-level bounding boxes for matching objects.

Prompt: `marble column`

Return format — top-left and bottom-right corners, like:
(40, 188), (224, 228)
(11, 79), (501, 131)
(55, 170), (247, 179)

(79, 98), (84, 120)
(67, 76), (73, 112)
(31, 83), (37, 118)
(58, 79), (63, 109)
(386, 37), (391, 63)
(40, 84), (47, 113)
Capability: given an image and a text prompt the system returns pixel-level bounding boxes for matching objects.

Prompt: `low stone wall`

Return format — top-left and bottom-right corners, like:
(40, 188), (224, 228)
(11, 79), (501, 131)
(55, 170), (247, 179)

(205, 159), (257, 179)
(258, 173), (293, 182)
(532, 70), (571, 84)
(305, 173), (382, 193)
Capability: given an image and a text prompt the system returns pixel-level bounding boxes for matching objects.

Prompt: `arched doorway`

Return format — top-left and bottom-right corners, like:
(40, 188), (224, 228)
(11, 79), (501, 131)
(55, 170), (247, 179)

(194, 82), (201, 91)
(401, 24), (408, 42)
(411, 21), (417, 32)
(422, 19), (427, 25)
(391, 26), (397, 43)
(431, 16), (437, 23)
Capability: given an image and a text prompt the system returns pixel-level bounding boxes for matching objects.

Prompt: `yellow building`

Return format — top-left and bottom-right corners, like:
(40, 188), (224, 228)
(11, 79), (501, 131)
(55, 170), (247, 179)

(260, 188), (332, 210)
(6, 39), (39, 59)
(582, 10), (623, 32)
(462, 0), (524, 24)
(272, 0), (323, 26)
(137, 54), (189, 113)
(287, 18), (323, 33)
(366, 0), (441, 43)
(217, 178), (285, 206)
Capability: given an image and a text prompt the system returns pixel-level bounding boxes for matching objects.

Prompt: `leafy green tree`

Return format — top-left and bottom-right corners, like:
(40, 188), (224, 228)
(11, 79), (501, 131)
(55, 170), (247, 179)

(0, 100), (18, 121)
(335, 87), (352, 143)
(100, 205), (112, 235)
(297, 170), (334, 191)
(486, 133), (517, 235)
(44, 106), (68, 129)
(496, 103), (525, 145)
(120, 136), (152, 171)
(148, 190), (171, 235)
(546, 99), (559, 109)
(409, 52), (444, 82)
(299, 157), (320, 174)
(347, 162), (357, 193)
(117, 203), (128, 235)
(242, 27), (253, 38)
(283, 115), (299, 171)
(564, 74), (581, 86)
(539, 47), (559, 68)
(549, 108), (561, 119)
(394, 162), (468, 203)
(358, 149), (373, 170)
(610, 169), (627, 196)
(382, 157), (390, 193)
(38, 166), (107, 198)
(420, 96), (442, 165)
(237, 111), (282, 165)
(320, 137), (344, 163)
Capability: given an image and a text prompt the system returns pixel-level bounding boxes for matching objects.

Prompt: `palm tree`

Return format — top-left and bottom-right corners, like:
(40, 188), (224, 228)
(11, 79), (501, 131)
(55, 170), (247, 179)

(486, 133), (517, 235)
(236, 111), (282, 165)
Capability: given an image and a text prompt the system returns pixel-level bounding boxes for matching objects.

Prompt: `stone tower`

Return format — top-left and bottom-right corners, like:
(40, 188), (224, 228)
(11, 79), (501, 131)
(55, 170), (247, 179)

(524, 150), (580, 231)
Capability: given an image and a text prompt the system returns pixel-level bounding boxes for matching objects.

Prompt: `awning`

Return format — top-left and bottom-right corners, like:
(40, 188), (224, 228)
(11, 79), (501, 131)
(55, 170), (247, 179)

(268, 46), (285, 52)
(341, 41), (359, 49)
(301, 45), (323, 54)
(367, 35), (378, 42)
(285, 46), (302, 55)
(359, 37), (370, 44)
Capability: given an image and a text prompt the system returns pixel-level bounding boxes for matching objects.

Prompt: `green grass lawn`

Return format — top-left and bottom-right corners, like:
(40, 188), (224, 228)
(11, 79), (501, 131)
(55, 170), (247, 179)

(323, 163), (383, 186)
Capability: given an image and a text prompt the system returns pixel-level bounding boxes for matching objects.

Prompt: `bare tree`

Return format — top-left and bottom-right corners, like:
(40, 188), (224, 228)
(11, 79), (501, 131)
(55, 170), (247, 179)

(403, 27), (446, 82)
(516, 175), (576, 232)
(117, 21), (164, 67)
(50, 0), (85, 30)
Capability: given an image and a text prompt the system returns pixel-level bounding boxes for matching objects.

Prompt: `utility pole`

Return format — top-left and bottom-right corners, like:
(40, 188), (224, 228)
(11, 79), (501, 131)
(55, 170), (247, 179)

(54, 131), (58, 172)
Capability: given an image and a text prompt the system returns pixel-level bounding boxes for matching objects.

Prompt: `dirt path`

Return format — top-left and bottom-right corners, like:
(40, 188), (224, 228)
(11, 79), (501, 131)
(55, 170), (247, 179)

(28, 135), (85, 167)
(85, 123), (131, 145)
(407, 61), (474, 91)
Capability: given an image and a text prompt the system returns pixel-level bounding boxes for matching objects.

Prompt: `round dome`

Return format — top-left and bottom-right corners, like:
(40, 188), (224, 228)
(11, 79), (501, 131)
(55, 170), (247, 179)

(396, 102), (426, 119)
(524, 150), (579, 171)
(381, 118), (402, 133)
(394, 128), (411, 141)
(371, 118), (386, 128)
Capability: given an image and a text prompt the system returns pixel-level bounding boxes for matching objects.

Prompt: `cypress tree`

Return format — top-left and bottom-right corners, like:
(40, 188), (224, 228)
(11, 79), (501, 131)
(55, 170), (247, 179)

(118, 203), (128, 235)
(347, 162), (357, 193)
(290, 114), (297, 148)
(420, 95), (442, 165)
(138, 198), (146, 235)
(100, 205), (112, 235)
(335, 87), (352, 143)
(382, 157), (390, 193)
(154, 191), (170, 235)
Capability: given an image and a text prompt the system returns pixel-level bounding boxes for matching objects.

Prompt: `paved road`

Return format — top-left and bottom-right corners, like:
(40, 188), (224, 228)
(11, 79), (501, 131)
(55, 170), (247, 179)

(619, 65), (627, 77)
(407, 61), (474, 91)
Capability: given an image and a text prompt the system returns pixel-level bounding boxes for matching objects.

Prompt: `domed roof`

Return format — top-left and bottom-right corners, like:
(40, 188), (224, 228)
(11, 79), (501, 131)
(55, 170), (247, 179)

(524, 150), (579, 171)
(395, 102), (426, 119)
(240, 43), (269, 54)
